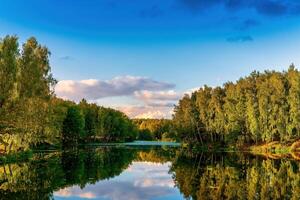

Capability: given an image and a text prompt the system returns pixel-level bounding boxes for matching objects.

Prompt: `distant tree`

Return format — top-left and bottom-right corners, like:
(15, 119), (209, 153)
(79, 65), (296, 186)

(137, 129), (153, 141)
(79, 99), (98, 142)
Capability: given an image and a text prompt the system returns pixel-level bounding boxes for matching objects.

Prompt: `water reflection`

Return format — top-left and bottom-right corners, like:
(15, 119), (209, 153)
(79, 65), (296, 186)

(55, 162), (180, 200)
(171, 151), (300, 200)
(1, 146), (300, 200)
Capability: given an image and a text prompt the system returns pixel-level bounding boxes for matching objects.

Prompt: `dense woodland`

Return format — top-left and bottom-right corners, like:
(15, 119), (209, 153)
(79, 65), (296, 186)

(133, 119), (174, 141)
(0, 35), (138, 153)
(173, 65), (300, 146)
(2, 34), (300, 154)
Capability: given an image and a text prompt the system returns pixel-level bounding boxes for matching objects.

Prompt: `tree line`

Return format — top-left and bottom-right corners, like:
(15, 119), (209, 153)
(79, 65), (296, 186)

(173, 65), (300, 146)
(133, 119), (175, 141)
(0, 35), (138, 153)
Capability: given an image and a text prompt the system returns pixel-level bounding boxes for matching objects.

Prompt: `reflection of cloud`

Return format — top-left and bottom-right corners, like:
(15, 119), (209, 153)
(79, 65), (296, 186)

(136, 178), (174, 188)
(54, 162), (178, 200)
(124, 162), (175, 188)
(79, 192), (96, 199)
(56, 189), (96, 199)
(55, 188), (72, 197)
(55, 76), (175, 102)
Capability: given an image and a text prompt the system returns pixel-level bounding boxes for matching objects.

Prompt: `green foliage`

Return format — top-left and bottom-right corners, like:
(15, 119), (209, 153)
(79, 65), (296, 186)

(0, 35), (55, 152)
(173, 65), (300, 146)
(0, 35), (140, 153)
(62, 106), (85, 147)
(134, 118), (174, 141)
(137, 129), (154, 140)
(98, 107), (138, 142)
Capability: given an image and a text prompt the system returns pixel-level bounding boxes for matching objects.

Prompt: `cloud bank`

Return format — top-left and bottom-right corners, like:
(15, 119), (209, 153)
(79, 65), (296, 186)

(134, 90), (180, 102)
(118, 106), (174, 119)
(55, 76), (180, 119)
(55, 75), (201, 119)
(55, 76), (175, 102)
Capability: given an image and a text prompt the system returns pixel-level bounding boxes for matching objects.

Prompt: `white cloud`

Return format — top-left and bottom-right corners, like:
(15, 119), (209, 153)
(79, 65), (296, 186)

(118, 105), (173, 119)
(134, 90), (180, 102)
(129, 90), (179, 118)
(135, 110), (167, 119)
(54, 75), (194, 119)
(55, 76), (175, 102)
(184, 87), (199, 96)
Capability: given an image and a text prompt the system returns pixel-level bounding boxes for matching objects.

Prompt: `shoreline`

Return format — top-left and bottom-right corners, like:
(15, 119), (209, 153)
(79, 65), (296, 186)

(248, 141), (300, 160)
(2, 140), (300, 164)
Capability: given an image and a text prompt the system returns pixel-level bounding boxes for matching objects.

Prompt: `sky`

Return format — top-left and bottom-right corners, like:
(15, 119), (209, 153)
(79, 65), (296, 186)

(1, 0), (300, 118)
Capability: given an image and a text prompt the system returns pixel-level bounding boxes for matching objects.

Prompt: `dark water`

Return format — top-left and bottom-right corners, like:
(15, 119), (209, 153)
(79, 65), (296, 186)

(1, 145), (300, 200)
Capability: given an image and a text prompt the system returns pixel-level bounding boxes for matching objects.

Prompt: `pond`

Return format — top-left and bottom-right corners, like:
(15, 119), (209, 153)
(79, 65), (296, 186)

(1, 144), (300, 200)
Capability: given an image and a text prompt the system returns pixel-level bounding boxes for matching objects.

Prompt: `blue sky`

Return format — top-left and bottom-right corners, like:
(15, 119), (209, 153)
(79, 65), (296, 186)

(1, 0), (300, 118)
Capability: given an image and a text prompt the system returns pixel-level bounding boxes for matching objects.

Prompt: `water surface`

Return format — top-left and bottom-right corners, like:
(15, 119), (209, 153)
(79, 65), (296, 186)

(1, 144), (300, 200)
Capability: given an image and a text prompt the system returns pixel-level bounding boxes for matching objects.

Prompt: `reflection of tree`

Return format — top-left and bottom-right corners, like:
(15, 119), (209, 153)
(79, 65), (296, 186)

(170, 150), (300, 200)
(81, 147), (136, 184)
(0, 153), (65, 199)
(3, 147), (300, 200)
(136, 147), (177, 163)
(0, 147), (137, 199)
